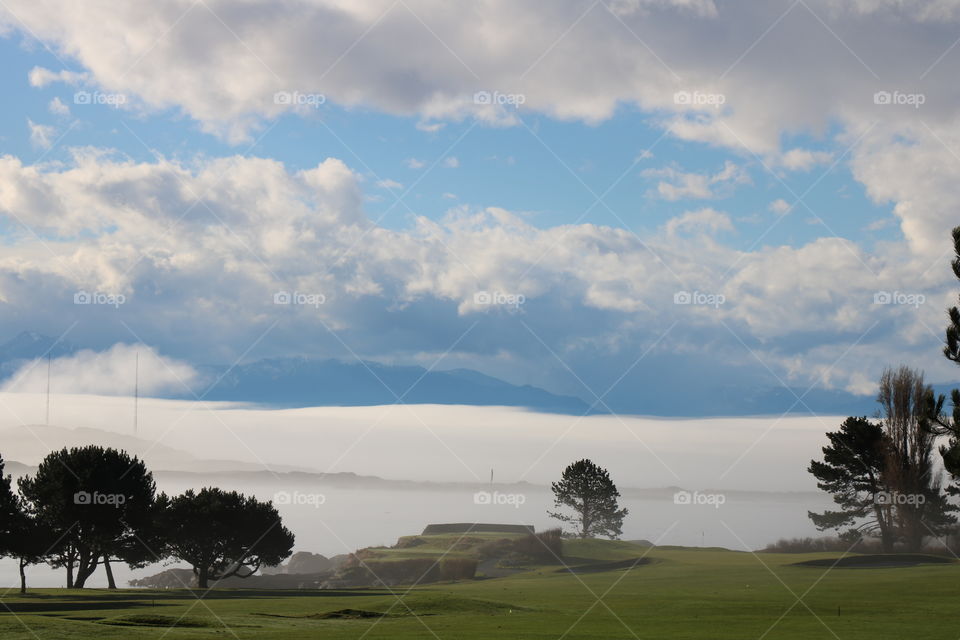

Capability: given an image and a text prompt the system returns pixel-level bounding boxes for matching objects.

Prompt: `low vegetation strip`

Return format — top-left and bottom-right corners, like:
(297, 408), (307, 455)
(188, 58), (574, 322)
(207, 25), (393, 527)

(792, 554), (955, 568)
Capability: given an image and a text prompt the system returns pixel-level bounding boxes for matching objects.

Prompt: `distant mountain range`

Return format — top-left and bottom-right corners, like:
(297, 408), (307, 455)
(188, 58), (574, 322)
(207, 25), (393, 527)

(1, 330), (956, 417)
(0, 331), (592, 415)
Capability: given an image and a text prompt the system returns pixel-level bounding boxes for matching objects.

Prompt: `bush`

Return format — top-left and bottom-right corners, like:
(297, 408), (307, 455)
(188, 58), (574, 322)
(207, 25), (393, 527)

(440, 557), (478, 580)
(761, 536), (882, 553)
(477, 529), (563, 564)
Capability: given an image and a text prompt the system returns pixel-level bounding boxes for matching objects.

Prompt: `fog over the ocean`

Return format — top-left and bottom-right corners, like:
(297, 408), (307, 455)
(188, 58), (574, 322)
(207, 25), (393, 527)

(0, 393), (838, 588)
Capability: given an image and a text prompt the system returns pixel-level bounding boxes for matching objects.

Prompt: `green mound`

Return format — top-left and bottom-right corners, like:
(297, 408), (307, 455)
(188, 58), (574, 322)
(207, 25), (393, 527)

(557, 557), (653, 574)
(793, 554), (955, 568)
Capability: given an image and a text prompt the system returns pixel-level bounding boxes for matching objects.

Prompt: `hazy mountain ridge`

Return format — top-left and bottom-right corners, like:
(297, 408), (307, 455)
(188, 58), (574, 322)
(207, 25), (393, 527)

(4, 330), (954, 416)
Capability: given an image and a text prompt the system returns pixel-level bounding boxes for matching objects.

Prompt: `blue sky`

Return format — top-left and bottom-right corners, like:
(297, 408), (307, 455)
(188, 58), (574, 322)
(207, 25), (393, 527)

(0, 0), (959, 412)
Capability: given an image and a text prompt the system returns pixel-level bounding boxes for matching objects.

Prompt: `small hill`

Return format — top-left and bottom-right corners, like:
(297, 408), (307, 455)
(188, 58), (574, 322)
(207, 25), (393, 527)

(422, 523), (535, 535)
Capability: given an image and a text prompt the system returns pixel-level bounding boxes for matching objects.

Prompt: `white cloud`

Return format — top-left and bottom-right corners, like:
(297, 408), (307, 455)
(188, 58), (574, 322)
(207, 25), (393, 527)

(664, 208), (733, 236)
(376, 178), (403, 189)
(27, 66), (88, 88)
(0, 148), (951, 396)
(405, 158), (425, 169)
(769, 199), (792, 214)
(27, 119), (56, 149)
(443, 156), (460, 168)
(1, 343), (198, 396)
(778, 148), (834, 172)
(643, 161), (751, 201)
(48, 96), (70, 116)
(4, 0), (958, 151)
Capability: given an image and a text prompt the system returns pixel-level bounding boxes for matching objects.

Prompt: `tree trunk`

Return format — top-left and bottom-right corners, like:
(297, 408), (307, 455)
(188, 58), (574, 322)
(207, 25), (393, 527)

(198, 565), (209, 590)
(104, 557), (116, 589)
(66, 561), (74, 589)
(73, 551), (97, 589)
(19, 558), (27, 595)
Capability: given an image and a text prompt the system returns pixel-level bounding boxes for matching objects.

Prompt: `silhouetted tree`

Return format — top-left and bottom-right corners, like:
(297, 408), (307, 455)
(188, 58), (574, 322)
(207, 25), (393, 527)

(929, 226), (960, 488)
(0, 454), (56, 593)
(18, 446), (160, 588)
(877, 366), (955, 550)
(549, 459), (627, 539)
(0, 454), (17, 552)
(162, 487), (294, 589)
(808, 417), (897, 551)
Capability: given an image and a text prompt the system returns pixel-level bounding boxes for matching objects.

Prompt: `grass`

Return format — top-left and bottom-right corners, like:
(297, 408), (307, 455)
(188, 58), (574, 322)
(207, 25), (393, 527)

(3, 541), (960, 639)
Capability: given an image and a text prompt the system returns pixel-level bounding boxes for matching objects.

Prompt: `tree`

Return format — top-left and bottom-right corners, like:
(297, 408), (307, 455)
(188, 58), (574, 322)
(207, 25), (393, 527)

(808, 416), (897, 551)
(162, 487), (294, 589)
(929, 226), (960, 485)
(0, 454), (18, 553)
(549, 459), (627, 539)
(877, 366), (955, 550)
(18, 446), (160, 588)
(0, 454), (54, 594)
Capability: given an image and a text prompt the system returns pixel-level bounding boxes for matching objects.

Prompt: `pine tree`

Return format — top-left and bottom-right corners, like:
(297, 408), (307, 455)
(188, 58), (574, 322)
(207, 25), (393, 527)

(549, 459), (627, 539)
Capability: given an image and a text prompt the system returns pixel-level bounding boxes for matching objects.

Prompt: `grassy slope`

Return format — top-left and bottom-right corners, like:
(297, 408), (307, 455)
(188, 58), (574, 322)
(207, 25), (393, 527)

(2, 541), (959, 639)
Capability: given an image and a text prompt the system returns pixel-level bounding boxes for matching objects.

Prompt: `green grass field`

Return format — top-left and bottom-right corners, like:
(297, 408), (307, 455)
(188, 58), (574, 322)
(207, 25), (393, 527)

(3, 539), (959, 639)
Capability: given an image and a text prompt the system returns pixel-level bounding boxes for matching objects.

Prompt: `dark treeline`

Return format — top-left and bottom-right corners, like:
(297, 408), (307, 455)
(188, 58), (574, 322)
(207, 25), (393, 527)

(808, 225), (960, 552)
(0, 446), (294, 592)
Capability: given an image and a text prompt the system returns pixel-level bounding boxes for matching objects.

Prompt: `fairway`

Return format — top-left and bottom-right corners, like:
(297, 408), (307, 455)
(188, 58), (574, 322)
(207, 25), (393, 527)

(3, 542), (958, 639)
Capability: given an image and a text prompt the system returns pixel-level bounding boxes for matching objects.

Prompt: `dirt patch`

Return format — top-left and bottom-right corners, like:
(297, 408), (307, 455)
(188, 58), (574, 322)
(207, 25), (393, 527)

(793, 554), (954, 569)
(99, 614), (219, 628)
(256, 608), (389, 620)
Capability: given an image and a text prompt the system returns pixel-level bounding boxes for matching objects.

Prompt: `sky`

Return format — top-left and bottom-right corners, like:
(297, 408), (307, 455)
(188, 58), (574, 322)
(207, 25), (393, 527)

(2, 0), (960, 408)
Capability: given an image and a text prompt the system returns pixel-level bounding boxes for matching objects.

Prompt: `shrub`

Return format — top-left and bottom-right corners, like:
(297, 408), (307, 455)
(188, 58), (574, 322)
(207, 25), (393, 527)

(440, 557), (478, 580)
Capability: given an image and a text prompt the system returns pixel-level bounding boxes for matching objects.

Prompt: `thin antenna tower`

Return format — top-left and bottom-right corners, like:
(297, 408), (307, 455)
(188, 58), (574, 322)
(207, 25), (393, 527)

(45, 354), (51, 425)
(134, 351), (139, 435)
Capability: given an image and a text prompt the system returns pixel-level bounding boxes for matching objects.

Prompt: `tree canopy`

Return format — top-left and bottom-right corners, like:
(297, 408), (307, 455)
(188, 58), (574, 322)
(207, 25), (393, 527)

(162, 487), (295, 589)
(549, 459), (627, 540)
